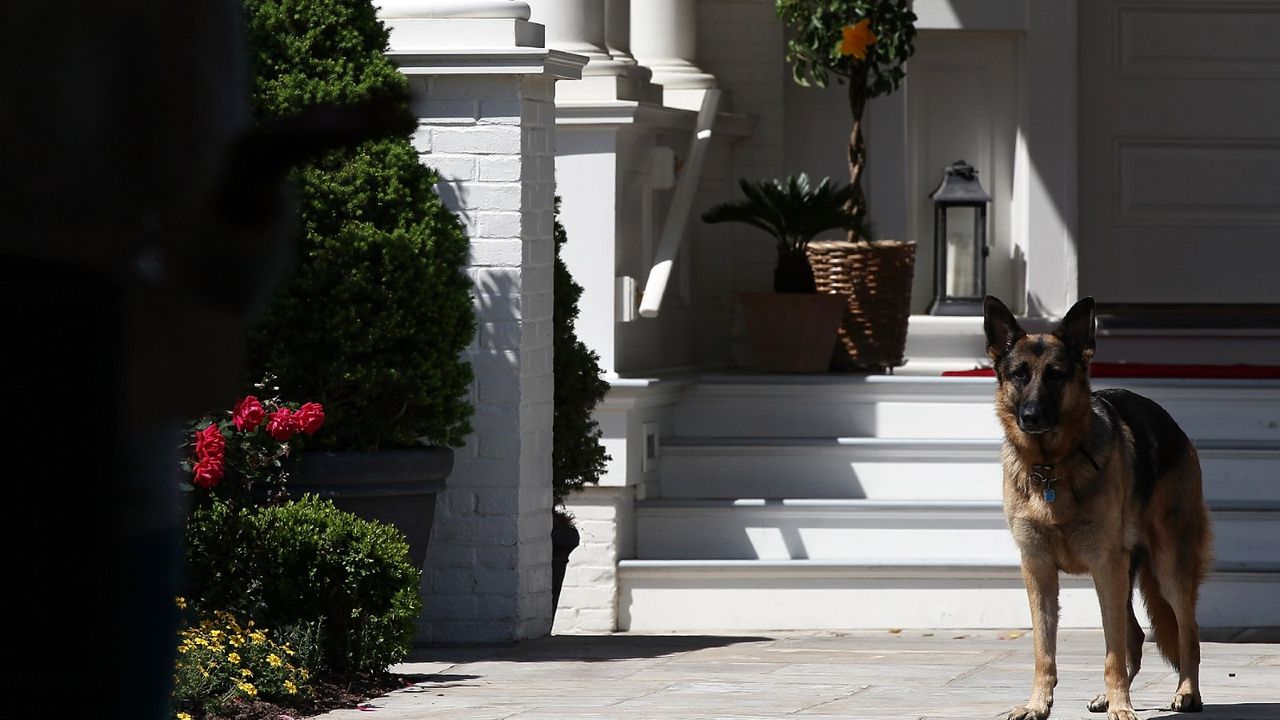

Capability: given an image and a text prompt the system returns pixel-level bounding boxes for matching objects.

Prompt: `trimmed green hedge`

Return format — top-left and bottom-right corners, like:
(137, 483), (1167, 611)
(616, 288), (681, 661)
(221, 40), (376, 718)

(244, 0), (474, 450)
(184, 496), (422, 675)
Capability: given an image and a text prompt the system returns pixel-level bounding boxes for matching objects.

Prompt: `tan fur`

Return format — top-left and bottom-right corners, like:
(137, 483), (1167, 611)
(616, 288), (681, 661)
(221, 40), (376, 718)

(986, 296), (1212, 720)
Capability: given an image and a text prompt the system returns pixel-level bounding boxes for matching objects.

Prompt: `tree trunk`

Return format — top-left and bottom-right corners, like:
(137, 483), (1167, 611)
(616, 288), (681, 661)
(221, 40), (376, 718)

(846, 70), (870, 244)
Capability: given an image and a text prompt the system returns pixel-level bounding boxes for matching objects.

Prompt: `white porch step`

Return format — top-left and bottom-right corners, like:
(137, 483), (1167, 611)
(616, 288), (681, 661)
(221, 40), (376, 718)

(659, 437), (1280, 503)
(673, 375), (1280, 443)
(617, 560), (1280, 631)
(634, 499), (1280, 567)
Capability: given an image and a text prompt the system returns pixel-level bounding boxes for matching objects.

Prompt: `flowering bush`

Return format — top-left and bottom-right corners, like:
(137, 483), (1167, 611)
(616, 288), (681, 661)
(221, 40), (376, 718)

(172, 600), (311, 717)
(180, 383), (324, 502)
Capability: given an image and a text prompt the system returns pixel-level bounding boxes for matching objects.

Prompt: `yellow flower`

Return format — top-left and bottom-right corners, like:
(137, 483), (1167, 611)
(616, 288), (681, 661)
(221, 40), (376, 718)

(241, 668), (254, 678)
(177, 713), (194, 720)
(249, 631), (267, 644)
(227, 652), (241, 664)
(839, 19), (877, 60)
(284, 680), (299, 695)
(238, 681), (258, 698)
(267, 653), (283, 668)
(229, 634), (245, 647)
(174, 597), (188, 610)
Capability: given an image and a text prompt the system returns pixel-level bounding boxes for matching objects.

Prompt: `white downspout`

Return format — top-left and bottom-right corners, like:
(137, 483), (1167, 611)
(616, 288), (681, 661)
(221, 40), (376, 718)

(637, 88), (721, 318)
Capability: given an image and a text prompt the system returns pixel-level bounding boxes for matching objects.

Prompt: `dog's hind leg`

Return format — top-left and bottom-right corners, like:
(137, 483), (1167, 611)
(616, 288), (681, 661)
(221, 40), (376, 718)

(1150, 533), (1207, 710)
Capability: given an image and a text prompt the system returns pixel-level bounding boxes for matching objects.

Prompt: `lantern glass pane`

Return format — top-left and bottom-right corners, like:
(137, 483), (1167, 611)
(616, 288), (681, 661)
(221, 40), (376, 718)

(945, 206), (978, 297)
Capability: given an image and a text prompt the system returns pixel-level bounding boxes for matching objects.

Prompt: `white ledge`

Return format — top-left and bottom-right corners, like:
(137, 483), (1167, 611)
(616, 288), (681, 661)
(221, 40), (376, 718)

(375, 0), (531, 20)
(555, 100), (756, 137)
(386, 48), (587, 79)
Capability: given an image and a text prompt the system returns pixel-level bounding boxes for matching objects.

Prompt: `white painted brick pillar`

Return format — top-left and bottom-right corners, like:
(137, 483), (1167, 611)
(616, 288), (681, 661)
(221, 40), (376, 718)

(377, 1), (586, 643)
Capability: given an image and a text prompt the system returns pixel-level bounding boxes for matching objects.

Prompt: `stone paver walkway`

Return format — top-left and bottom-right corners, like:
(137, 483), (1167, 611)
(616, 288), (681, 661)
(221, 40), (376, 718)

(318, 630), (1278, 719)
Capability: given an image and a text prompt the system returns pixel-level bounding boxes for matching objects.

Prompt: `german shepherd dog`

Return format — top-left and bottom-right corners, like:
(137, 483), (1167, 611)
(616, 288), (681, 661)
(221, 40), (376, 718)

(984, 296), (1213, 720)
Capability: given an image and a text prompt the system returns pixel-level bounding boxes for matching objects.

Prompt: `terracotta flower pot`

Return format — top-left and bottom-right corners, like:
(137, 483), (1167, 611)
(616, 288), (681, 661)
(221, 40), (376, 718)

(739, 292), (849, 373)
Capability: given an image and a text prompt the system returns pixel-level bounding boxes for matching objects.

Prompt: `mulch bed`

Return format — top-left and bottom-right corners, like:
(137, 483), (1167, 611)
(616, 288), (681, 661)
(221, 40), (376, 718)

(196, 673), (413, 720)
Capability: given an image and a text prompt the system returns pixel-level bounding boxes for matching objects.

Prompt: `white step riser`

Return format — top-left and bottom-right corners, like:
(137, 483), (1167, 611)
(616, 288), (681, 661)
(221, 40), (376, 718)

(660, 448), (1279, 503)
(635, 506), (1279, 566)
(674, 382), (1280, 443)
(618, 568), (1279, 631)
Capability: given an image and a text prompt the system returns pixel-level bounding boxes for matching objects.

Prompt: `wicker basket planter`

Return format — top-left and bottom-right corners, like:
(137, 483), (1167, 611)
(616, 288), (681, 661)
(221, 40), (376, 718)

(807, 239), (916, 371)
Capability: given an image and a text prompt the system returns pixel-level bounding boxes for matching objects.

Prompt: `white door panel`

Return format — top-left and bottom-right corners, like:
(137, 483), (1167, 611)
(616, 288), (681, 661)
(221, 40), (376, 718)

(1079, 0), (1280, 304)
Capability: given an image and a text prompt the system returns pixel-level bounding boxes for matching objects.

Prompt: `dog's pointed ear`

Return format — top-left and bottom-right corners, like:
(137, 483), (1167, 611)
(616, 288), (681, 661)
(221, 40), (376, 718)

(983, 296), (1024, 362)
(1053, 296), (1096, 363)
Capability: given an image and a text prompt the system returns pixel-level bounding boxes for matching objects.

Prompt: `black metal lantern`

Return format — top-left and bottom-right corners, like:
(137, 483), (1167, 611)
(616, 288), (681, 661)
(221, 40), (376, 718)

(928, 160), (991, 315)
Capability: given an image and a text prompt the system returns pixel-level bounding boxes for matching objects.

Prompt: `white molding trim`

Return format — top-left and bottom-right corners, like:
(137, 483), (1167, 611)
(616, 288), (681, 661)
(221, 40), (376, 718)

(386, 48), (587, 78)
(375, 0), (531, 20)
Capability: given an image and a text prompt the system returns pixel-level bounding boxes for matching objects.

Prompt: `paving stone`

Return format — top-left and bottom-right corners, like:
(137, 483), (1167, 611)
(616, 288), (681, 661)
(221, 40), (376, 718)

(303, 630), (1280, 719)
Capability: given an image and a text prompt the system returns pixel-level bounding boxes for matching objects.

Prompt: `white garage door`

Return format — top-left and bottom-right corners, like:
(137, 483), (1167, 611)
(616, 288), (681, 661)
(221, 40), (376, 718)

(1078, 0), (1280, 304)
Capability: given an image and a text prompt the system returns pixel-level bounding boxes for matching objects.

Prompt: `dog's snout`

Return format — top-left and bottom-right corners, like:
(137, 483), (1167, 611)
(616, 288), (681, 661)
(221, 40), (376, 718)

(1017, 402), (1050, 433)
(1019, 404), (1042, 424)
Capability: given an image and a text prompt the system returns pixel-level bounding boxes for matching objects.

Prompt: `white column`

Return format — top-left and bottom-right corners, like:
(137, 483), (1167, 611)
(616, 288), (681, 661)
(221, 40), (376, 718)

(630, 0), (716, 110)
(524, 0), (615, 66)
(527, 0), (659, 102)
(604, 0), (637, 64)
(376, 0), (587, 645)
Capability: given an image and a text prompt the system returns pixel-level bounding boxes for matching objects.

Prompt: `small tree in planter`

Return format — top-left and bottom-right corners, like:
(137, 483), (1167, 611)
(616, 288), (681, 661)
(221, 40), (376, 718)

(777, 0), (919, 370)
(243, 0), (474, 566)
(550, 204), (610, 608)
(703, 175), (860, 373)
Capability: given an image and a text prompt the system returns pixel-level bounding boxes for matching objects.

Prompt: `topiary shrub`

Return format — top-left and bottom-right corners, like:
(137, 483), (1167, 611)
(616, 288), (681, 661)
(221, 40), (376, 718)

(184, 496), (422, 675)
(552, 203), (610, 508)
(243, 0), (474, 451)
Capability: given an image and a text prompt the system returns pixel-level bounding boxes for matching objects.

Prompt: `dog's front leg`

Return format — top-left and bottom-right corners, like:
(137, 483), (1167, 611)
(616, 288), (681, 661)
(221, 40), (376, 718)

(1093, 553), (1139, 720)
(1008, 556), (1059, 720)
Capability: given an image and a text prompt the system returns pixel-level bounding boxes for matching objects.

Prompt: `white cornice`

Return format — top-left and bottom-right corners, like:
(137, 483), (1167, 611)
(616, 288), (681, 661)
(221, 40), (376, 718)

(555, 101), (756, 137)
(375, 0), (531, 20)
(386, 48), (587, 80)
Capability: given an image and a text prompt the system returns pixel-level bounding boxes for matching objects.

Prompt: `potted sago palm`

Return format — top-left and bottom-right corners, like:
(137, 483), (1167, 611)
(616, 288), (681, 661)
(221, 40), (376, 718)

(702, 174), (860, 373)
(777, 0), (918, 370)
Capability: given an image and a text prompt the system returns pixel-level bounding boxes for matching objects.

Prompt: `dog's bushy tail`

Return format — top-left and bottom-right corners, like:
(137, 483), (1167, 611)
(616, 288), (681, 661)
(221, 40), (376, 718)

(1138, 562), (1180, 672)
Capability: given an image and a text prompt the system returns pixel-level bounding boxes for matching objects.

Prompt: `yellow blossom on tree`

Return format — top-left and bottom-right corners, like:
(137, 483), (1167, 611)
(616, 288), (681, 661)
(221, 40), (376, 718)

(839, 19), (877, 60)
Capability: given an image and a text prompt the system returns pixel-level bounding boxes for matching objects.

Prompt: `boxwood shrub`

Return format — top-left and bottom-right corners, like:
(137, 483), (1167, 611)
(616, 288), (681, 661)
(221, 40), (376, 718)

(184, 496), (422, 675)
(243, 0), (474, 450)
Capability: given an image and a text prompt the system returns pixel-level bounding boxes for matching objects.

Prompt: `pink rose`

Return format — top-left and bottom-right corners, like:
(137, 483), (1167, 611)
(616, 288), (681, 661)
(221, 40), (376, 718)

(295, 402), (325, 436)
(192, 458), (224, 489)
(232, 396), (266, 432)
(194, 424), (225, 462)
(265, 408), (297, 442)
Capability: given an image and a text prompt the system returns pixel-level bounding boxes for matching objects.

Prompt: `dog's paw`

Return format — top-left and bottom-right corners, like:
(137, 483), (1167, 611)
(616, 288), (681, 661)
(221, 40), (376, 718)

(1171, 691), (1203, 712)
(1107, 709), (1139, 720)
(1006, 706), (1050, 720)
(1087, 693), (1108, 712)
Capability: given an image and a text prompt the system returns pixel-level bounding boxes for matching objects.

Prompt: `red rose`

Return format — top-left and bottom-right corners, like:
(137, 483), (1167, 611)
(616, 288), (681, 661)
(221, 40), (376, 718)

(265, 408), (297, 441)
(232, 396), (266, 432)
(192, 458), (224, 489)
(295, 402), (325, 435)
(194, 424), (225, 462)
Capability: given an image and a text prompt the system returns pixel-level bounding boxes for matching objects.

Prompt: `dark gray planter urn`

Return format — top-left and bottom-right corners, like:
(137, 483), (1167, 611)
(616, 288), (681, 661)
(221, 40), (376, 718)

(551, 516), (581, 611)
(290, 447), (452, 570)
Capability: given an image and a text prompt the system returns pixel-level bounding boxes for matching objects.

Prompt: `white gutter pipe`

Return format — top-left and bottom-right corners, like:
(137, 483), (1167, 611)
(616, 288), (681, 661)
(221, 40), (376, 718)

(638, 88), (722, 318)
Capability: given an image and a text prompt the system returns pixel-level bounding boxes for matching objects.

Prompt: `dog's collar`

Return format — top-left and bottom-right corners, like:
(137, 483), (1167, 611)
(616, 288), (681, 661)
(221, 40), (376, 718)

(1028, 446), (1102, 503)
